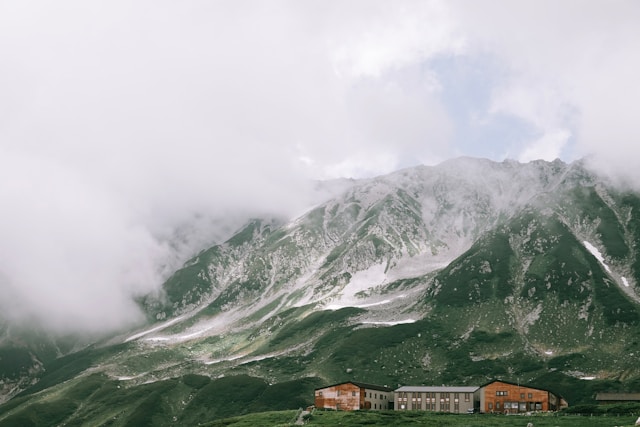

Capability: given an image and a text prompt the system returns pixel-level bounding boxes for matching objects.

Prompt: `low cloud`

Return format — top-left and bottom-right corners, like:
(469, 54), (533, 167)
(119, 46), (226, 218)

(1, 1), (639, 334)
(0, 1), (456, 334)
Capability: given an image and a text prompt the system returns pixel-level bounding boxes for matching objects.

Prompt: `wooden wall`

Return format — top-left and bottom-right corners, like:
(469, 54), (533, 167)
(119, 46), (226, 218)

(481, 381), (556, 413)
(314, 383), (362, 411)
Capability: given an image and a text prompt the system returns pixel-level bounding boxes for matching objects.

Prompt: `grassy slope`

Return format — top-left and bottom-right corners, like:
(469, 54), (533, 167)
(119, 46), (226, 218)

(206, 409), (640, 427)
(0, 374), (322, 427)
(4, 177), (640, 424)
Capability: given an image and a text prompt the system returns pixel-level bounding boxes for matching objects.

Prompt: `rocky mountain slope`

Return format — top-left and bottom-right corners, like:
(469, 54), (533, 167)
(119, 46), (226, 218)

(1, 157), (640, 426)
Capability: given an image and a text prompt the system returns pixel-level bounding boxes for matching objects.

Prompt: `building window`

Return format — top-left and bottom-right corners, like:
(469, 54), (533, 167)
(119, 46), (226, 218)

(496, 402), (500, 409)
(496, 391), (508, 396)
(528, 393), (533, 399)
(319, 391), (323, 396)
(375, 393), (377, 399)
(488, 403), (493, 410)
(398, 392), (408, 411)
(464, 393), (470, 402)
(352, 391), (356, 396)
(520, 393), (525, 399)
(411, 393), (422, 410)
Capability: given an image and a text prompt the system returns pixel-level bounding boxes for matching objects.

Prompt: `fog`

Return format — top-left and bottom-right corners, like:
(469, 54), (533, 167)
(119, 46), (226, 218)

(1, 1), (639, 334)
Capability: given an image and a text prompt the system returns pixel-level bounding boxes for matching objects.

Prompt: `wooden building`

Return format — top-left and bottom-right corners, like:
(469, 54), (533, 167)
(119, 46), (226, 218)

(314, 381), (394, 411)
(394, 386), (479, 413)
(596, 393), (640, 404)
(478, 380), (567, 413)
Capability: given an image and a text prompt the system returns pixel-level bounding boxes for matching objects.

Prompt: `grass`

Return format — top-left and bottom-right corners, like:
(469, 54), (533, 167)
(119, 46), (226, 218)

(209, 409), (640, 426)
(202, 410), (297, 426)
(0, 348), (35, 379)
(0, 398), (77, 427)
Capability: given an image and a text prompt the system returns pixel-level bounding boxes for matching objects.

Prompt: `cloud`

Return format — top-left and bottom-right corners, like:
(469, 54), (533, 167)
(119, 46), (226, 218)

(518, 129), (571, 163)
(0, 1), (458, 333)
(0, 147), (165, 332)
(2, 0), (640, 334)
(449, 0), (640, 177)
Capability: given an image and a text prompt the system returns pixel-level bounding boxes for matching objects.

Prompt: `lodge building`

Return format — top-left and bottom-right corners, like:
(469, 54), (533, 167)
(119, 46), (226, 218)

(314, 381), (394, 411)
(314, 379), (566, 413)
(394, 386), (479, 413)
(595, 393), (640, 404)
(478, 379), (567, 413)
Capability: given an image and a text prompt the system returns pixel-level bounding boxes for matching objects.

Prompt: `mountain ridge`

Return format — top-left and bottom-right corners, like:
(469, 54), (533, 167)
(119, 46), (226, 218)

(1, 157), (640, 424)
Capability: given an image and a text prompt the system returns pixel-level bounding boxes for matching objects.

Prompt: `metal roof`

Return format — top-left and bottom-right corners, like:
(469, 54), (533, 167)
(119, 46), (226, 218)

(395, 386), (479, 393)
(315, 381), (394, 392)
(596, 393), (640, 401)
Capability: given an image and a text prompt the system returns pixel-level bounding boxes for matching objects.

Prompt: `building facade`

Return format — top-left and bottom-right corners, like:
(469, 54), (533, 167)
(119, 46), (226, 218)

(394, 386), (479, 413)
(596, 393), (640, 404)
(478, 380), (566, 413)
(314, 381), (394, 411)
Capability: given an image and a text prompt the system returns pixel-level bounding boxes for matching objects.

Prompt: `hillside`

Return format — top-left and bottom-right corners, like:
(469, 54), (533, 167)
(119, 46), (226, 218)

(1, 157), (640, 425)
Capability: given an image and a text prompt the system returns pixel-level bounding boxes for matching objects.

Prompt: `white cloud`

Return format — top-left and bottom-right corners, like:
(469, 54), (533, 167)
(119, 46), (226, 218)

(0, 147), (165, 332)
(518, 129), (571, 163)
(2, 0), (640, 334)
(451, 0), (640, 172)
(0, 0), (459, 333)
(328, 0), (463, 78)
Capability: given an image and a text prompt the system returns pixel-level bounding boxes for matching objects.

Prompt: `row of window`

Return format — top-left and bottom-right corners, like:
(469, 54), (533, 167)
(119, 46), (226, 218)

(324, 390), (389, 399)
(487, 401), (542, 411)
(396, 392), (471, 402)
(334, 403), (389, 409)
(399, 402), (463, 411)
(367, 392), (388, 400)
(495, 391), (534, 399)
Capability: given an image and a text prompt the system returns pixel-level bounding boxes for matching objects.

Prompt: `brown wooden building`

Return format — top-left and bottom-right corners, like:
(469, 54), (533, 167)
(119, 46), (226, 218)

(478, 380), (567, 413)
(314, 381), (394, 411)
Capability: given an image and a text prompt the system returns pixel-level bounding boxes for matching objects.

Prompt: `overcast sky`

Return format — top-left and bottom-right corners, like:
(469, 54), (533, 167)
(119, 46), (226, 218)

(1, 0), (639, 334)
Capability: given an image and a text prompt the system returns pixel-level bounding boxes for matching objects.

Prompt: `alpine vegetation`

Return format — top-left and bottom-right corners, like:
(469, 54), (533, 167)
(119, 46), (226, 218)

(1, 158), (640, 425)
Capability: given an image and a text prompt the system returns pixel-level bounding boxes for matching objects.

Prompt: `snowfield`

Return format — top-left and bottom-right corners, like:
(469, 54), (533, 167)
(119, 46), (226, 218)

(582, 241), (611, 273)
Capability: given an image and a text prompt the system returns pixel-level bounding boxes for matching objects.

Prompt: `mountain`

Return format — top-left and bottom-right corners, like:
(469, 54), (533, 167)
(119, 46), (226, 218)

(1, 157), (640, 426)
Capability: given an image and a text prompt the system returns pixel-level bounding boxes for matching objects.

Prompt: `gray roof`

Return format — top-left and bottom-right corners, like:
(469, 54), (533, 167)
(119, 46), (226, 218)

(596, 393), (640, 401)
(315, 381), (394, 392)
(395, 386), (479, 393)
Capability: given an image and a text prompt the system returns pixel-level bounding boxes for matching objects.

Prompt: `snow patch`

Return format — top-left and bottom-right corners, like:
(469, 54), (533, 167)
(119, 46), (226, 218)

(544, 350), (553, 355)
(580, 376), (596, 380)
(203, 354), (245, 365)
(582, 241), (611, 273)
(324, 263), (387, 310)
(622, 276), (630, 287)
(325, 293), (407, 311)
(360, 319), (416, 326)
(125, 315), (187, 342)
(342, 263), (387, 297)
